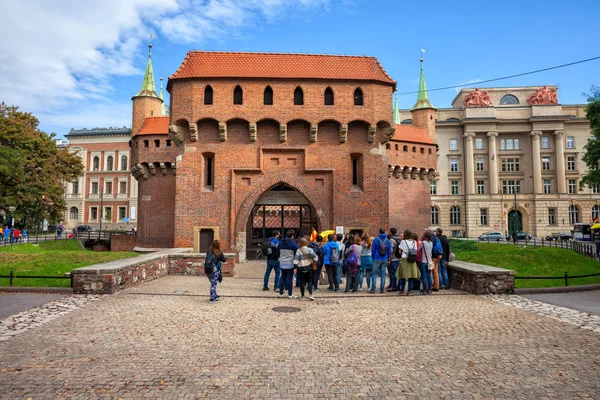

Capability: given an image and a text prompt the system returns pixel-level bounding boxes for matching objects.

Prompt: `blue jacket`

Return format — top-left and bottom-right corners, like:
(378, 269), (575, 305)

(278, 238), (299, 269)
(266, 237), (280, 261)
(323, 241), (340, 265)
(371, 234), (391, 261)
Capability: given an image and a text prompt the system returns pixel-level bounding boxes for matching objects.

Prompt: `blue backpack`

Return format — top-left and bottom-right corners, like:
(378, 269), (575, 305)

(432, 236), (443, 258)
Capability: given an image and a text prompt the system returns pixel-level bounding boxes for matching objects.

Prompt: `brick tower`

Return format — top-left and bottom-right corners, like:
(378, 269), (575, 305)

(410, 58), (437, 142)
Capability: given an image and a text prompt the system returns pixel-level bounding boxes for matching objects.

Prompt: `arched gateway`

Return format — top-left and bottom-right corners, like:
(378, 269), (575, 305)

(245, 183), (319, 260)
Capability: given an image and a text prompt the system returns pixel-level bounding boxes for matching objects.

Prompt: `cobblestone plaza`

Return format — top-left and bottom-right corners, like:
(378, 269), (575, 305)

(1, 274), (599, 399)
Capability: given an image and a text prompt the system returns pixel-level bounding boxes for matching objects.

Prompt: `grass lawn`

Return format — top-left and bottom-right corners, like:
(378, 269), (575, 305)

(450, 240), (600, 288)
(0, 241), (139, 287)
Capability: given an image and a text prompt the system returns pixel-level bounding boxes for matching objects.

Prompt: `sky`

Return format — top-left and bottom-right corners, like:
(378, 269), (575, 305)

(1, 0), (599, 138)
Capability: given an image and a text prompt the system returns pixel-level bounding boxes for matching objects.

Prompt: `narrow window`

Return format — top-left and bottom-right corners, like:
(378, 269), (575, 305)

(548, 208), (556, 225)
(106, 156), (113, 171)
(477, 180), (485, 194)
(386, 144), (390, 150)
(420, 148), (424, 154)
(324, 87), (334, 106)
(70, 207), (79, 220)
(91, 182), (98, 195)
(72, 181), (79, 194)
(119, 181), (127, 194)
(569, 205), (579, 224)
(120, 155), (128, 171)
(480, 209), (488, 225)
(354, 88), (363, 106)
(263, 86), (273, 105)
(105, 181), (112, 195)
(104, 207), (112, 222)
(93, 156), (100, 171)
(166, 139), (172, 147)
(90, 207), (98, 222)
(403, 145), (408, 152)
(294, 86), (304, 105)
(430, 181), (437, 195)
(143, 140), (149, 148)
(154, 139), (160, 148)
(233, 85), (243, 105)
(592, 205), (600, 221)
(431, 206), (439, 225)
(204, 85), (213, 105)
(450, 206), (461, 225)
(119, 207), (127, 220)
(395, 144), (398, 151)
(204, 153), (214, 189)
(351, 153), (363, 189)
(412, 146), (416, 152)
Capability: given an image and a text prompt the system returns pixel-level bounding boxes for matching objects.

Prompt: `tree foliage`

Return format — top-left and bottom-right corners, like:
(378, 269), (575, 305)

(580, 85), (600, 190)
(0, 102), (83, 229)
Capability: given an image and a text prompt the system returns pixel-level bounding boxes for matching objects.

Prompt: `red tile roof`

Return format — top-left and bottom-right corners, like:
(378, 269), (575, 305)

(168, 51), (395, 89)
(135, 117), (169, 136)
(392, 124), (436, 145)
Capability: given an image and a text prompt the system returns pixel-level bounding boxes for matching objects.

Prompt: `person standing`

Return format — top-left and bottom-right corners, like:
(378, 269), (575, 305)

(358, 232), (373, 291)
(418, 232), (434, 295)
(13, 227), (20, 243)
(344, 235), (361, 293)
(3, 226), (9, 244)
(396, 229), (420, 295)
(370, 228), (391, 293)
(263, 230), (281, 291)
(335, 233), (346, 287)
(294, 237), (318, 300)
(278, 230), (299, 298)
(436, 228), (451, 289)
(387, 228), (402, 292)
(205, 240), (227, 304)
(429, 228), (443, 292)
(22, 228), (28, 243)
(323, 234), (340, 292)
(308, 235), (324, 291)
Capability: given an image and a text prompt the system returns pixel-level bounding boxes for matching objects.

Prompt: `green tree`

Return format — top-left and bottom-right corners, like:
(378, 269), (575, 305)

(0, 102), (83, 230)
(580, 85), (600, 190)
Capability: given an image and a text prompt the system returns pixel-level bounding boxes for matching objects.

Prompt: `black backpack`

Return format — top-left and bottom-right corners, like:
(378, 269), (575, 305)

(376, 238), (388, 257)
(329, 245), (340, 263)
(392, 237), (402, 259)
(404, 241), (418, 263)
(262, 238), (273, 257)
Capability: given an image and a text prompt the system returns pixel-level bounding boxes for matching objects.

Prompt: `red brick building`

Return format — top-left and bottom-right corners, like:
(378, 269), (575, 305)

(130, 47), (436, 269)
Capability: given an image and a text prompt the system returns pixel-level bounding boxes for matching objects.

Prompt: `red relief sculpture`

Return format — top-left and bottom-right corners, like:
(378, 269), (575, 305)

(463, 88), (493, 107)
(527, 85), (558, 105)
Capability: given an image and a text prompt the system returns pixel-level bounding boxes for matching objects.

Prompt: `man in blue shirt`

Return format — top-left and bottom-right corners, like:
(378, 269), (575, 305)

(263, 230), (281, 291)
(371, 228), (391, 293)
(323, 234), (340, 292)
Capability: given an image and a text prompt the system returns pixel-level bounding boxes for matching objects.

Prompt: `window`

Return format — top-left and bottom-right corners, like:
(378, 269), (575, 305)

(143, 140), (149, 148)
(567, 156), (576, 171)
(154, 139), (160, 148)
(501, 157), (520, 172)
(91, 181), (98, 195)
(431, 206), (439, 225)
(233, 85), (243, 105)
(166, 139), (172, 147)
(450, 206), (461, 225)
(69, 207), (78, 220)
(500, 94), (519, 105)
(351, 154), (363, 189)
(354, 88), (363, 106)
(430, 181), (437, 195)
(104, 207), (112, 222)
(263, 86), (273, 105)
(72, 181), (79, 194)
(420, 148), (424, 154)
(541, 136), (549, 149)
(403, 145), (408, 152)
(204, 85), (213, 105)
(548, 208), (556, 225)
(204, 153), (214, 189)
(449, 139), (457, 151)
(119, 207), (127, 220)
(476, 157), (484, 172)
(500, 138), (520, 150)
(568, 179), (577, 194)
(477, 180), (485, 194)
(450, 158), (459, 172)
(502, 180), (521, 194)
(90, 207), (98, 222)
(542, 157), (551, 171)
(106, 156), (113, 171)
(451, 180), (459, 195)
(592, 184), (600, 194)
(566, 136), (575, 149)
(543, 179), (552, 194)
(475, 138), (483, 150)
(294, 87), (304, 105)
(105, 181), (112, 195)
(569, 205), (580, 224)
(412, 146), (416, 153)
(385, 144), (390, 150)
(93, 156), (100, 171)
(120, 155), (128, 171)
(395, 144), (398, 151)
(480, 209), (488, 225)
(324, 87), (334, 105)
(119, 181), (127, 194)
(592, 205), (600, 221)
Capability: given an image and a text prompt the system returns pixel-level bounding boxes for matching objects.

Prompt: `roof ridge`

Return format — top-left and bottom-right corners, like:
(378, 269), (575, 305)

(185, 50), (378, 58)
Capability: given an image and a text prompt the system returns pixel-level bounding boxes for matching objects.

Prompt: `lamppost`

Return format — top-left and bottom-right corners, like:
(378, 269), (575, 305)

(99, 189), (104, 233)
(7, 206), (16, 227)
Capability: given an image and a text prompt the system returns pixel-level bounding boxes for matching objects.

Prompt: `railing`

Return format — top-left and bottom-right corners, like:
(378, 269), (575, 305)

(515, 272), (600, 287)
(0, 271), (73, 287)
(463, 236), (599, 260)
(1, 230), (133, 247)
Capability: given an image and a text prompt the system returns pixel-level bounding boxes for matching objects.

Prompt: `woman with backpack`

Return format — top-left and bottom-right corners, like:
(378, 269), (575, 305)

(344, 235), (361, 293)
(418, 232), (434, 295)
(205, 240), (227, 304)
(294, 237), (318, 300)
(358, 232), (373, 292)
(396, 229), (420, 296)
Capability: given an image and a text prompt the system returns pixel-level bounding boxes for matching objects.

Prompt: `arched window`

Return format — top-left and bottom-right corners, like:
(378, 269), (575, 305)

(233, 85), (243, 105)
(450, 206), (461, 225)
(354, 88), (363, 106)
(569, 205), (580, 224)
(121, 155), (128, 171)
(395, 144), (398, 151)
(324, 87), (334, 106)
(420, 148), (424, 154)
(500, 94), (519, 105)
(93, 156), (99, 171)
(431, 206), (439, 225)
(106, 156), (113, 171)
(69, 207), (78, 220)
(428, 149), (432, 154)
(403, 145), (408, 152)
(446, 117), (460, 122)
(592, 205), (600, 221)
(294, 87), (304, 105)
(412, 146), (416, 152)
(263, 86), (273, 105)
(204, 85), (213, 105)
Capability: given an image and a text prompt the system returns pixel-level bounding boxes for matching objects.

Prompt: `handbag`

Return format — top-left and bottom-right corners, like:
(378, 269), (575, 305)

(449, 252), (456, 262)
(300, 246), (317, 271)
(426, 244), (435, 271)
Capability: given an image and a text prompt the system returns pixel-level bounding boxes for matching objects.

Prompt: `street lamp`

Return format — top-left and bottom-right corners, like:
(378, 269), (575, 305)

(99, 190), (104, 233)
(7, 206), (16, 227)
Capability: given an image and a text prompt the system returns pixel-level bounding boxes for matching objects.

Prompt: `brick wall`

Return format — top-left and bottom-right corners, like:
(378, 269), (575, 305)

(110, 234), (136, 252)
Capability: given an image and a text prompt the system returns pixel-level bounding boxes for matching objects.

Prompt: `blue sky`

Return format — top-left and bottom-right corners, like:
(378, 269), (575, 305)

(1, 0), (599, 138)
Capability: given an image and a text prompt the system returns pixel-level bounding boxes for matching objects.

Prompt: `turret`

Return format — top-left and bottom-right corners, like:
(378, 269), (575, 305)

(410, 58), (437, 142)
(131, 44), (164, 135)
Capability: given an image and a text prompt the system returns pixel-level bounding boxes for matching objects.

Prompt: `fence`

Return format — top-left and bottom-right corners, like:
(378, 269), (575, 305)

(0, 270), (73, 287)
(515, 272), (600, 287)
(0, 230), (132, 247)
(471, 236), (598, 260)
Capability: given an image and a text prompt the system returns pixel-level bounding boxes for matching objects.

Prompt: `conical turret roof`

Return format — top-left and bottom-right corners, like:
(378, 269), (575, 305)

(135, 44), (160, 98)
(411, 59), (435, 110)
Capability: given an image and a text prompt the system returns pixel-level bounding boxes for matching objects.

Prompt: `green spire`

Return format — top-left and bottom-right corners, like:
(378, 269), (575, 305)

(159, 75), (169, 116)
(411, 59), (435, 110)
(392, 95), (399, 124)
(135, 44), (159, 98)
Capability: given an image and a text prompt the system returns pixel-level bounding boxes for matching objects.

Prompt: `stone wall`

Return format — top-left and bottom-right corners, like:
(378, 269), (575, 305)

(448, 260), (515, 295)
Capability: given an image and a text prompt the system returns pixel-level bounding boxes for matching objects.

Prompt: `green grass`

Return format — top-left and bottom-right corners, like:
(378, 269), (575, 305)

(450, 240), (600, 288)
(0, 240), (139, 287)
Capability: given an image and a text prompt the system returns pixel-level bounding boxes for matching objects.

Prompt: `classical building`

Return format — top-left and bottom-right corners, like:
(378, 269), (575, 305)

(399, 85), (596, 238)
(129, 47), (436, 271)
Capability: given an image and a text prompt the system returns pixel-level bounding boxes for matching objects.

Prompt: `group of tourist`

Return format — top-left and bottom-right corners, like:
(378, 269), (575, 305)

(2, 226), (28, 244)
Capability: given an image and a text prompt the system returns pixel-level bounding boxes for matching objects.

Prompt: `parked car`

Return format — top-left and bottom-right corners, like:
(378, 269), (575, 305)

(76, 225), (93, 232)
(515, 232), (532, 241)
(478, 231), (504, 241)
(545, 232), (572, 241)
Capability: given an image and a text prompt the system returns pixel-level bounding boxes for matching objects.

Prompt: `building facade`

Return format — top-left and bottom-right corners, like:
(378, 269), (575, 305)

(400, 86), (596, 238)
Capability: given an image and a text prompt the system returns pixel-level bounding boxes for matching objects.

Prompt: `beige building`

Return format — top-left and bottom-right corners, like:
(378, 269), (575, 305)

(399, 86), (599, 238)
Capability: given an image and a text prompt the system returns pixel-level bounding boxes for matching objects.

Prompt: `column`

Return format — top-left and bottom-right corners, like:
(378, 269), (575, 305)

(464, 132), (475, 195)
(531, 131), (543, 194)
(487, 132), (499, 195)
(555, 130), (566, 194)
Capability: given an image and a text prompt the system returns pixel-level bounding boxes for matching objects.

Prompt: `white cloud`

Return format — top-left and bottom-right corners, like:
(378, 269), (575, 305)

(454, 78), (484, 93)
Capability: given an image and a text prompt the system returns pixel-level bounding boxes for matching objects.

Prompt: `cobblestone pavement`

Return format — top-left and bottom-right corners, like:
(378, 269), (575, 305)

(0, 276), (599, 399)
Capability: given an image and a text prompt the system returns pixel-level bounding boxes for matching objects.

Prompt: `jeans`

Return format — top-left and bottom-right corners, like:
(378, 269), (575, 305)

(336, 261), (343, 286)
(279, 268), (294, 296)
(263, 259), (280, 289)
(371, 259), (387, 292)
(419, 263), (432, 292)
(388, 260), (399, 290)
(399, 278), (415, 294)
(358, 268), (372, 290)
(438, 259), (449, 288)
(297, 270), (312, 297)
(207, 268), (219, 301)
(345, 269), (358, 293)
(325, 264), (339, 290)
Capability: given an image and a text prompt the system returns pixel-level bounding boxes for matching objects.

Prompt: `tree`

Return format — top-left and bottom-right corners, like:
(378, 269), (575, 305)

(0, 102), (83, 230)
(580, 86), (600, 191)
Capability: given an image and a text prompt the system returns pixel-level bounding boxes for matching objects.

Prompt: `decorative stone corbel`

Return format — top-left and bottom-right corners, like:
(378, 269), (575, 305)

(159, 163), (167, 175)
(339, 124), (348, 143)
(168, 124), (183, 145)
(279, 123), (287, 142)
(410, 167), (418, 180)
(249, 123), (257, 142)
(189, 122), (198, 142)
(388, 164), (394, 178)
(148, 163), (156, 175)
(310, 124), (318, 143)
(382, 126), (395, 144)
(367, 124), (377, 143)
(218, 122), (227, 141)
(171, 163), (176, 175)
(131, 163), (149, 180)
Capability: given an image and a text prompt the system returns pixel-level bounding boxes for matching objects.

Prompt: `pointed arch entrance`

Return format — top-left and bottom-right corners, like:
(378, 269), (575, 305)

(246, 183), (319, 260)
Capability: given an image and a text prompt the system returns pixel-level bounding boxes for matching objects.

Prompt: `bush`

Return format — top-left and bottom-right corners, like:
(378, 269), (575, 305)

(448, 239), (477, 252)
